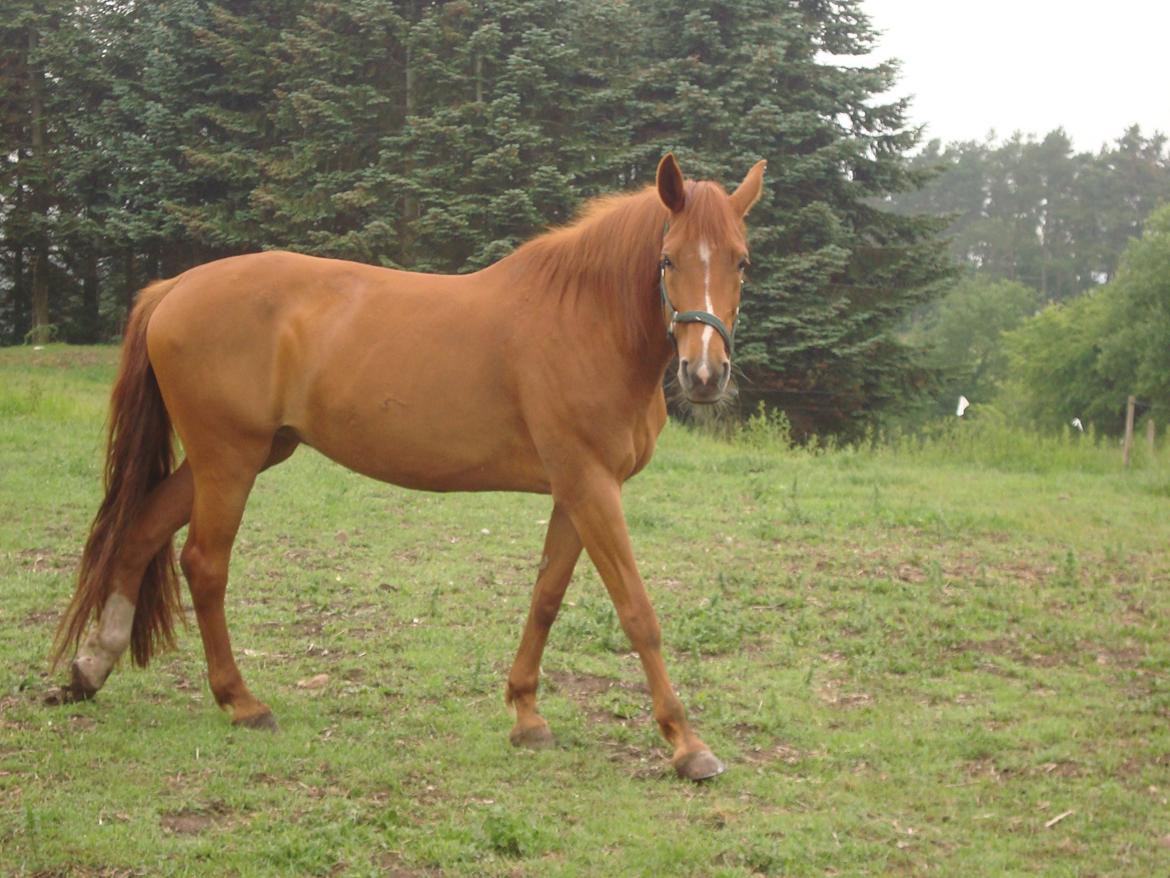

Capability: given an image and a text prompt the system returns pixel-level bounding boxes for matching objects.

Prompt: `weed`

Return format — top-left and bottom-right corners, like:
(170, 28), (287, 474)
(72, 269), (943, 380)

(481, 807), (547, 858)
(736, 401), (795, 450)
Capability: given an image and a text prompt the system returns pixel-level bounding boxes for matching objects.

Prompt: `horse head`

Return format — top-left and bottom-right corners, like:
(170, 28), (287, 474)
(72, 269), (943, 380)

(656, 153), (766, 404)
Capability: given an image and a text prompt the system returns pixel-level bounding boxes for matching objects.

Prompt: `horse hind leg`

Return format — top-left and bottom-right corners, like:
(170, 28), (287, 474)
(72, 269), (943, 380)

(67, 434), (296, 707)
(67, 461), (194, 699)
(180, 434), (296, 729)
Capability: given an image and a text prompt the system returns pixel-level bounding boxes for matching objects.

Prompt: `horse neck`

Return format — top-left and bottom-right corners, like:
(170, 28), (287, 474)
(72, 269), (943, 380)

(501, 189), (675, 378)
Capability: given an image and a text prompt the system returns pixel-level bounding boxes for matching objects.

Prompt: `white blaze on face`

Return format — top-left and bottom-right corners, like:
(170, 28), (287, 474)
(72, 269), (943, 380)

(696, 239), (714, 382)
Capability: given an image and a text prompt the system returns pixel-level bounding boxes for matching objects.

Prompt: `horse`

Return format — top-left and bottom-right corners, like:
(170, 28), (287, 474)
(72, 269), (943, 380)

(51, 153), (766, 781)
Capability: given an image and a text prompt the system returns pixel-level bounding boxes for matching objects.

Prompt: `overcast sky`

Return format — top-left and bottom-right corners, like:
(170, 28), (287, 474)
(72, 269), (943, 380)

(861, 0), (1170, 153)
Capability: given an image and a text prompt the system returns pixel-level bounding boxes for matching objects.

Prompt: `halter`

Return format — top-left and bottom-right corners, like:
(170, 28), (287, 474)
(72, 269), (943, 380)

(658, 225), (736, 357)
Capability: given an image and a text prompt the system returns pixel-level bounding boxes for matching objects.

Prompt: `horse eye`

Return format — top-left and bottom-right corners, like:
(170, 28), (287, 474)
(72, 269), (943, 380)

(738, 257), (750, 271)
(661, 255), (673, 269)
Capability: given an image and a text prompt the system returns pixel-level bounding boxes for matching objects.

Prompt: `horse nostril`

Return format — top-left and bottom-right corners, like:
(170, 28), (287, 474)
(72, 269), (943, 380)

(720, 360), (731, 384)
(679, 358), (691, 383)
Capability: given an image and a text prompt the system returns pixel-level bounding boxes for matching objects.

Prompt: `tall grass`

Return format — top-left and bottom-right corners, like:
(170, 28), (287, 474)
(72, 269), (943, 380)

(868, 417), (1151, 474)
(715, 401), (1162, 476)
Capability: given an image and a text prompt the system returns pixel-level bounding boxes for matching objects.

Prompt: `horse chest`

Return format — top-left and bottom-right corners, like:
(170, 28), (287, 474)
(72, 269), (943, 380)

(626, 394), (668, 481)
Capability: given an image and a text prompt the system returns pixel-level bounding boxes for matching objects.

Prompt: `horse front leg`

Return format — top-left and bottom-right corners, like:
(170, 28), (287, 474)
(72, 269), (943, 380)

(561, 473), (724, 781)
(505, 503), (583, 748)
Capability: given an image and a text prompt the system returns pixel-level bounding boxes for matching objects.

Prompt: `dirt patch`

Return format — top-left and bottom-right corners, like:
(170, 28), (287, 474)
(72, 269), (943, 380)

(23, 607), (60, 626)
(787, 538), (1058, 589)
(0, 694), (35, 730)
(963, 758), (1016, 781)
(18, 547), (77, 573)
(816, 678), (873, 708)
(543, 669), (649, 726)
(27, 869), (146, 878)
(602, 741), (672, 780)
(1119, 750), (1170, 778)
(1034, 760), (1082, 778)
(957, 637), (1072, 669)
(542, 670), (673, 777)
(1086, 640), (1148, 668)
(377, 852), (440, 877)
(739, 740), (808, 766)
(159, 802), (232, 835)
(543, 670), (622, 699)
(960, 636), (1150, 673)
(69, 714), (97, 731)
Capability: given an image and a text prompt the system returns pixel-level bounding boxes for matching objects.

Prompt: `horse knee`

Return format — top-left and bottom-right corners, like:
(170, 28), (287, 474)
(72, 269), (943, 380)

(532, 595), (562, 631)
(117, 527), (166, 578)
(180, 543), (227, 604)
(619, 610), (661, 653)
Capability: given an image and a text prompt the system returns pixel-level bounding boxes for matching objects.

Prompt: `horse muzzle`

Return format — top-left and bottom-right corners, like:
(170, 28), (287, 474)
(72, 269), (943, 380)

(678, 357), (730, 403)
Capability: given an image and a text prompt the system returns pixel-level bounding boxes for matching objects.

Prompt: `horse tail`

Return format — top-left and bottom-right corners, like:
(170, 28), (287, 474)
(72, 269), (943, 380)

(51, 277), (182, 670)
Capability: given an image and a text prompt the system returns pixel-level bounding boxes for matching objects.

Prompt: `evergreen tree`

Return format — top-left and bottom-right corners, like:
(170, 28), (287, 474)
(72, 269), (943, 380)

(385, 0), (584, 272)
(0, 1), (71, 343)
(254, 0), (406, 263)
(626, 0), (952, 436)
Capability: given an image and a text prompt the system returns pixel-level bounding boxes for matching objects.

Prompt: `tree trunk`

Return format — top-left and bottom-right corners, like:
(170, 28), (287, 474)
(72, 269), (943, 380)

(28, 29), (51, 344)
(400, 0), (417, 267)
(81, 246), (99, 341)
(9, 239), (29, 343)
(123, 248), (136, 318)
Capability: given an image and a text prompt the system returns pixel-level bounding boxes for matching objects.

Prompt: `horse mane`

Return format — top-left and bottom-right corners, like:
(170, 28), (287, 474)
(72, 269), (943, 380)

(504, 180), (746, 352)
(505, 186), (668, 351)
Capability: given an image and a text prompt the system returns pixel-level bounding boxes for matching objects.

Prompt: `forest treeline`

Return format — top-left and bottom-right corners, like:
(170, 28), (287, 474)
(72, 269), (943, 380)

(891, 129), (1170, 432)
(894, 128), (1170, 302)
(2, 1), (1167, 437)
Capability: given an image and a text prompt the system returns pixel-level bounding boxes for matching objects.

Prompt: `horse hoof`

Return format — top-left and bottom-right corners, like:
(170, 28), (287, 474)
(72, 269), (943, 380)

(509, 722), (555, 750)
(43, 685), (91, 706)
(674, 749), (725, 782)
(67, 660), (101, 701)
(233, 711), (279, 732)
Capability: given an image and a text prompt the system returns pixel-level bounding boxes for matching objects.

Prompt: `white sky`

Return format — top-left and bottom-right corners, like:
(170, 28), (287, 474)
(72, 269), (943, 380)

(861, 0), (1170, 152)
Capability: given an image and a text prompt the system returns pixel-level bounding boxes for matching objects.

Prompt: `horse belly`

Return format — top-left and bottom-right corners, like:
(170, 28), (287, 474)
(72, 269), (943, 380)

(303, 413), (549, 493)
(295, 339), (549, 494)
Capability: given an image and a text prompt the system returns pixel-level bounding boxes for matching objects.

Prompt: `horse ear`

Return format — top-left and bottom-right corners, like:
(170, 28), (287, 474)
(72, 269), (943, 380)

(729, 159), (767, 217)
(656, 153), (687, 214)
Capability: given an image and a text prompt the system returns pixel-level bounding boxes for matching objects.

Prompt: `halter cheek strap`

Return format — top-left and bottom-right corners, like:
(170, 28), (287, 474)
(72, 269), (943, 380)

(659, 262), (736, 358)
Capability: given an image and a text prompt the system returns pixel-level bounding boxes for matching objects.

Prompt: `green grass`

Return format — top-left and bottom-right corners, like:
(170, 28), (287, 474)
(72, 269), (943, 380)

(2, 345), (1169, 876)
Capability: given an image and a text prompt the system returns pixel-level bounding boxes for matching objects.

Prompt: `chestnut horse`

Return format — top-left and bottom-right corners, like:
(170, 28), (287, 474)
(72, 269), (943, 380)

(52, 153), (766, 781)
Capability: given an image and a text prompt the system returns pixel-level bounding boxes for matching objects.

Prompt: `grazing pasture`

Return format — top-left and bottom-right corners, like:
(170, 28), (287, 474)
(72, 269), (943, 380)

(2, 345), (1169, 876)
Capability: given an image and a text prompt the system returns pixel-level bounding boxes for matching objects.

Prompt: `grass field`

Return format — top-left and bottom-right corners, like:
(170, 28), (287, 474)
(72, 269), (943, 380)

(2, 345), (1169, 877)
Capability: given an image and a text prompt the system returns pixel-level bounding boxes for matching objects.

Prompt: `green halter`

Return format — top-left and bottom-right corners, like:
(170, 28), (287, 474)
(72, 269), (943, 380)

(658, 260), (736, 358)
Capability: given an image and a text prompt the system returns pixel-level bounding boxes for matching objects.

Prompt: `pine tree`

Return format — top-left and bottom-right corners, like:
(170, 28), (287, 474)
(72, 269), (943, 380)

(626, 0), (952, 436)
(0, 1), (66, 343)
(252, 0), (405, 263)
(384, 0), (585, 272)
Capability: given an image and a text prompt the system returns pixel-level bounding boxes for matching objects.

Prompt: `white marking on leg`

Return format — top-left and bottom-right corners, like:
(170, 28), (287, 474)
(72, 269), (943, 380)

(73, 592), (134, 691)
